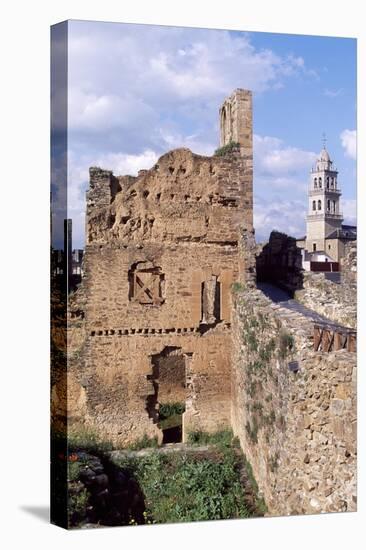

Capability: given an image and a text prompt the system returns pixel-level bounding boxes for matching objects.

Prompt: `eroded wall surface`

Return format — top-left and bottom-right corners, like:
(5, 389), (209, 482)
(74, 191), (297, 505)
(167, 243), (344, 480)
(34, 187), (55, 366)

(294, 271), (356, 328)
(231, 288), (357, 515)
(63, 90), (255, 446)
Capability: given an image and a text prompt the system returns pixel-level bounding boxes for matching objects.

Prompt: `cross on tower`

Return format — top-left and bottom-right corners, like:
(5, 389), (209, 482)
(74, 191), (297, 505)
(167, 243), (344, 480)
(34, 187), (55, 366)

(322, 132), (327, 149)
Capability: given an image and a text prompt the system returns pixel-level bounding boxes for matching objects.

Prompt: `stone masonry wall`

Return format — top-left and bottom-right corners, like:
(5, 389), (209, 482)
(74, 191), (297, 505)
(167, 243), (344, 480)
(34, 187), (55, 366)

(341, 241), (357, 286)
(59, 89), (255, 446)
(231, 288), (357, 516)
(256, 230), (304, 294)
(294, 271), (356, 328)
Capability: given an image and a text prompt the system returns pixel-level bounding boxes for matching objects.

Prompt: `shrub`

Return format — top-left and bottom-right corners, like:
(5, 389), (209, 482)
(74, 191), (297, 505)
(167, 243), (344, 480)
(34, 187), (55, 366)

(232, 281), (245, 293)
(128, 434), (159, 451)
(269, 452), (280, 472)
(242, 454), (267, 515)
(68, 488), (89, 526)
(214, 140), (240, 156)
(278, 330), (295, 359)
(187, 429), (233, 449)
(113, 431), (253, 523)
(159, 402), (185, 419)
(67, 426), (114, 452)
(245, 420), (258, 444)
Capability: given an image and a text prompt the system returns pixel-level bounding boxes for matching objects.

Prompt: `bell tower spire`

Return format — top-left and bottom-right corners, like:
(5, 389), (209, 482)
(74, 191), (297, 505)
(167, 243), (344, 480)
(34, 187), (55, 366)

(322, 132), (327, 150)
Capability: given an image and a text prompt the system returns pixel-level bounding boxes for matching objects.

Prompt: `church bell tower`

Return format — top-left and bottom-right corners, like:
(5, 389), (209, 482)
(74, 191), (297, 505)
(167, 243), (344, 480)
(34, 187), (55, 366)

(305, 138), (343, 254)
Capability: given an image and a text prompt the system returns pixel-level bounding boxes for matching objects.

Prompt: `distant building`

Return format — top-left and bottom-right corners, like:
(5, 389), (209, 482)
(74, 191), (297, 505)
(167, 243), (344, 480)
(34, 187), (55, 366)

(51, 219), (84, 289)
(296, 144), (356, 271)
(51, 248), (84, 277)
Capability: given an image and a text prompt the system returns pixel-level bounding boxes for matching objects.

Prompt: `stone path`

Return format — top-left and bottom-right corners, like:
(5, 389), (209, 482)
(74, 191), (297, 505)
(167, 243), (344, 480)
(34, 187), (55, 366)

(257, 282), (350, 331)
(108, 443), (211, 460)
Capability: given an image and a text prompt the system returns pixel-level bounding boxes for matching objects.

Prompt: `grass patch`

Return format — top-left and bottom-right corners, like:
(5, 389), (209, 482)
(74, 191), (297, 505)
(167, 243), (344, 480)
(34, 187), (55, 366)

(127, 434), (159, 451)
(214, 140), (240, 156)
(67, 426), (114, 452)
(112, 432), (252, 523)
(187, 429), (235, 449)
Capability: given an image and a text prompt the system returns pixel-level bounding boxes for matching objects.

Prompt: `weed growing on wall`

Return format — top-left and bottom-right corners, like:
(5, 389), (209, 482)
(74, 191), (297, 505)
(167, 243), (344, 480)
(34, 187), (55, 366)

(214, 140), (240, 156)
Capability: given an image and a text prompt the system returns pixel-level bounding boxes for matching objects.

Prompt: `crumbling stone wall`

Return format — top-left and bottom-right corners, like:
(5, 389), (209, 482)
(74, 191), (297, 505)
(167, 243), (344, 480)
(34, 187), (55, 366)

(64, 89), (254, 446)
(294, 271), (356, 329)
(231, 288), (357, 515)
(256, 230), (304, 294)
(341, 241), (357, 286)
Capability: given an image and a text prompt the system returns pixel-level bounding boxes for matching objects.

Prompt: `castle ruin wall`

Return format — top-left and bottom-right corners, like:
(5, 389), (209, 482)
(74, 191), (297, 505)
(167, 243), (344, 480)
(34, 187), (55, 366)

(231, 288), (357, 515)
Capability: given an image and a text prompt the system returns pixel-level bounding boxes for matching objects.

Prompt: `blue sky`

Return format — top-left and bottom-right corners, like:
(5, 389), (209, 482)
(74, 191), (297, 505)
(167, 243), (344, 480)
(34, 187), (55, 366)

(56, 20), (356, 247)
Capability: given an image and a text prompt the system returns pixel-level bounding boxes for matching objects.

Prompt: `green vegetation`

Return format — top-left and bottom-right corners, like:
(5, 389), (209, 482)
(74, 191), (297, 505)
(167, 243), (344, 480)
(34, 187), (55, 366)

(68, 488), (89, 525)
(278, 329), (295, 359)
(158, 402), (185, 431)
(231, 281), (246, 293)
(64, 428), (265, 526)
(67, 426), (114, 452)
(245, 419), (258, 444)
(239, 309), (284, 445)
(269, 452), (280, 473)
(187, 429), (237, 449)
(259, 338), (276, 362)
(159, 402), (185, 419)
(242, 454), (267, 515)
(127, 434), (159, 451)
(67, 457), (87, 482)
(246, 332), (258, 352)
(113, 430), (253, 523)
(214, 140), (240, 156)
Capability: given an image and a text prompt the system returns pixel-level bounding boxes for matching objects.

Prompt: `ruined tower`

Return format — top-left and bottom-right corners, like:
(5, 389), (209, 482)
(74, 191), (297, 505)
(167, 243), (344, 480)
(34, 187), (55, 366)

(68, 89), (254, 446)
(219, 89), (253, 158)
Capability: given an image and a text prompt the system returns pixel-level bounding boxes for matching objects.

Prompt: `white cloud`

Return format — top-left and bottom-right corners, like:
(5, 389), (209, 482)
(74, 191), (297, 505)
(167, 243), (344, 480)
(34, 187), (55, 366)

(255, 135), (317, 177)
(159, 129), (215, 157)
(62, 21), (322, 247)
(252, 134), (317, 241)
(323, 88), (343, 98)
(254, 197), (307, 243)
(340, 129), (356, 160)
(67, 21), (317, 152)
(342, 198), (357, 225)
(68, 89), (158, 132)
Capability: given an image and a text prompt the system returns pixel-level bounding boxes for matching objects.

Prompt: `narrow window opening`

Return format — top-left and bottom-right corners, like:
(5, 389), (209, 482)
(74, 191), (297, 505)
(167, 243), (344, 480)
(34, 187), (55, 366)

(200, 275), (221, 326)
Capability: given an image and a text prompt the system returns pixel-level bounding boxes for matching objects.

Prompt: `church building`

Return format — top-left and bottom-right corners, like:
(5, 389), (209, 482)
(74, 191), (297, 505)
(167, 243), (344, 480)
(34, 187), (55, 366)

(296, 143), (356, 269)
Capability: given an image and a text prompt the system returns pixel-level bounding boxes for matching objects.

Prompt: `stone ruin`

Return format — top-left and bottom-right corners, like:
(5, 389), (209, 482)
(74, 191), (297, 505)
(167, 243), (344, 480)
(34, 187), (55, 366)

(256, 230), (304, 294)
(52, 88), (356, 517)
(64, 89), (256, 446)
